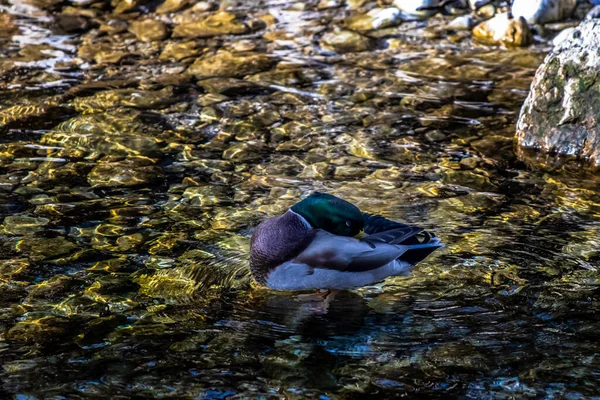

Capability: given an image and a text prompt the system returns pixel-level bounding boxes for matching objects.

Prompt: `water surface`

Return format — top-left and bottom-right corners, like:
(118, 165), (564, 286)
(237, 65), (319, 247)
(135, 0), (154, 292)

(1, 1), (600, 398)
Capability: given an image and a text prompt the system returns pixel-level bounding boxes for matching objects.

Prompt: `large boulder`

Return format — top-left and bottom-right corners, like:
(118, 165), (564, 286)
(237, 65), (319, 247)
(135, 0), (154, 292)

(516, 20), (600, 166)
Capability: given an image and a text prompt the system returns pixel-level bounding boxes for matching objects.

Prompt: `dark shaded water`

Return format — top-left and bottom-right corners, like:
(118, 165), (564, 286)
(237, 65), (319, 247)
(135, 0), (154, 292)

(1, 0), (600, 398)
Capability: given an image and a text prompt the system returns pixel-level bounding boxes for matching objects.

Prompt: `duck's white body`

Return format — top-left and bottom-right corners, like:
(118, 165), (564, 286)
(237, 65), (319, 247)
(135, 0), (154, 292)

(265, 230), (413, 290)
(266, 260), (412, 290)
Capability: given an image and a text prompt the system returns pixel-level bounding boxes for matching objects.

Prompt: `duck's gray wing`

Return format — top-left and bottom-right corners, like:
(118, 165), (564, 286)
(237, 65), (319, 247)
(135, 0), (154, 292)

(294, 231), (442, 273)
(361, 213), (443, 265)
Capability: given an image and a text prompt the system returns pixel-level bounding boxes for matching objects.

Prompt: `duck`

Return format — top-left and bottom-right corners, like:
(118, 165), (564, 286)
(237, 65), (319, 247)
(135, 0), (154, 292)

(249, 192), (443, 292)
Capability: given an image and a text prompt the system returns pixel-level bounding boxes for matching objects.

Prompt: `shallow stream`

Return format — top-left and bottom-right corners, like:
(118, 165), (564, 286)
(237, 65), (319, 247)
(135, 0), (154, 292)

(1, 0), (600, 398)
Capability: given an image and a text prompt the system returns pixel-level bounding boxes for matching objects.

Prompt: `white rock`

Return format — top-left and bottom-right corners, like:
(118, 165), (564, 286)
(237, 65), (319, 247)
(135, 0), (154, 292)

(516, 20), (600, 166)
(585, 5), (600, 20)
(448, 14), (474, 30)
(468, 0), (483, 9)
(367, 7), (404, 29)
(393, 0), (441, 18)
(511, 0), (577, 25)
(345, 7), (403, 31)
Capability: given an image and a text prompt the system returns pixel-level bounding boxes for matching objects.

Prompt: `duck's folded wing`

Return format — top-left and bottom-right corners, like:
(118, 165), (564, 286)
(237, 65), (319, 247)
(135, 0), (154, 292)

(363, 213), (411, 235)
(293, 231), (441, 273)
(360, 226), (423, 247)
(361, 213), (443, 264)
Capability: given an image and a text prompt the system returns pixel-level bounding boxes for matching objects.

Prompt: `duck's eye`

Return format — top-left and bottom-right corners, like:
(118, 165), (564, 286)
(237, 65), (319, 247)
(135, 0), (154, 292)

(345, 221), (352, 227)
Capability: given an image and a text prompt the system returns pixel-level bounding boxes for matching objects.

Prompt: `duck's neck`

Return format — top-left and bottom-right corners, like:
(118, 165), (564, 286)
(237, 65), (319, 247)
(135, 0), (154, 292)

(287, 209), (313, 231)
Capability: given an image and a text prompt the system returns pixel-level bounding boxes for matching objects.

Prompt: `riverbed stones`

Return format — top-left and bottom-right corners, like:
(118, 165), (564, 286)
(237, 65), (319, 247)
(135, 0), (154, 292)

(511, 0), (576, 25)
(87, 159), (164, 187)
(173, 11), (248, 38)
(78, 43), (126, 64)
(320, 29), (371, 53)
(160, 41), (199, 61)
(197, 77), (266, 95)
(344, 8), (403, 32)
(1, 215), (50, 235)
(0, 259), (30, 279)
(516, 19), (600, 166)
(393, 0), (441, 18)
(156, 0), (188, 13)
(187, 50), (276, 78)
(129, 19), (168, 42)
(472, 13), (532, 47)
(16, 236), (79, 261)
(0, 12), (17, 38)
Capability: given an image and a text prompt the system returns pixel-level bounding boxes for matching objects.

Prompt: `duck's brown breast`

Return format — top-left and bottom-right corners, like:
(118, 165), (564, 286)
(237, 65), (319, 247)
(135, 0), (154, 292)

(249, 211), (315, 284)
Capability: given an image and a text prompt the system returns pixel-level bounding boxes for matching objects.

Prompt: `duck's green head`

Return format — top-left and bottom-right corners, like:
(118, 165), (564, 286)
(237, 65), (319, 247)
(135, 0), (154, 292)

(291, 192), (363, 236)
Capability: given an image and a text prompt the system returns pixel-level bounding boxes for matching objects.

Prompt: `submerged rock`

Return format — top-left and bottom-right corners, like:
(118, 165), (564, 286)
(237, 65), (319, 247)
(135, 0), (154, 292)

(16, 237), (79, 261)
(87, 159), (164, 187)
(156, 0), (189, 13)
(517, 20), (600, 166)
(472, 13), (532, 47)
(77, 43), (127, 64)
(1, 216), (49, 235)
(511, 0), (576, 25)
(320, 29), (371, 53)
(129, 19), (168, 42)
(173, 11), (248, 38)
(160, 41), (200, 61)
(344, 8), (403, 32)
(0, 12), (17, 38)
(187, 50), (276, 78)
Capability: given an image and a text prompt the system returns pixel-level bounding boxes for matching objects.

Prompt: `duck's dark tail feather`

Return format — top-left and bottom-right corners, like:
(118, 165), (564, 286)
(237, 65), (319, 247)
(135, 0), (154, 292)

(400, 240), (443, 265)
(362, 213), (443, 265)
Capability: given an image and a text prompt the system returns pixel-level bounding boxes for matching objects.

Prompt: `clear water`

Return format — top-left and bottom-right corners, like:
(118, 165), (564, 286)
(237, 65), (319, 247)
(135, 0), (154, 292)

(1, 1), (600, 398)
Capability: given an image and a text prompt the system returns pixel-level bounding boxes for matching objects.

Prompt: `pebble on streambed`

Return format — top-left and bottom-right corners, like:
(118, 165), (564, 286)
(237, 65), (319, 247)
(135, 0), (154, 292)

(472, 12), (532, 47)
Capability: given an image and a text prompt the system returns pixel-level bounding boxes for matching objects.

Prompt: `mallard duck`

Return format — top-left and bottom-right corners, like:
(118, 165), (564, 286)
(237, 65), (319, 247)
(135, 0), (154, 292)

(250, 192), (443, 291)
